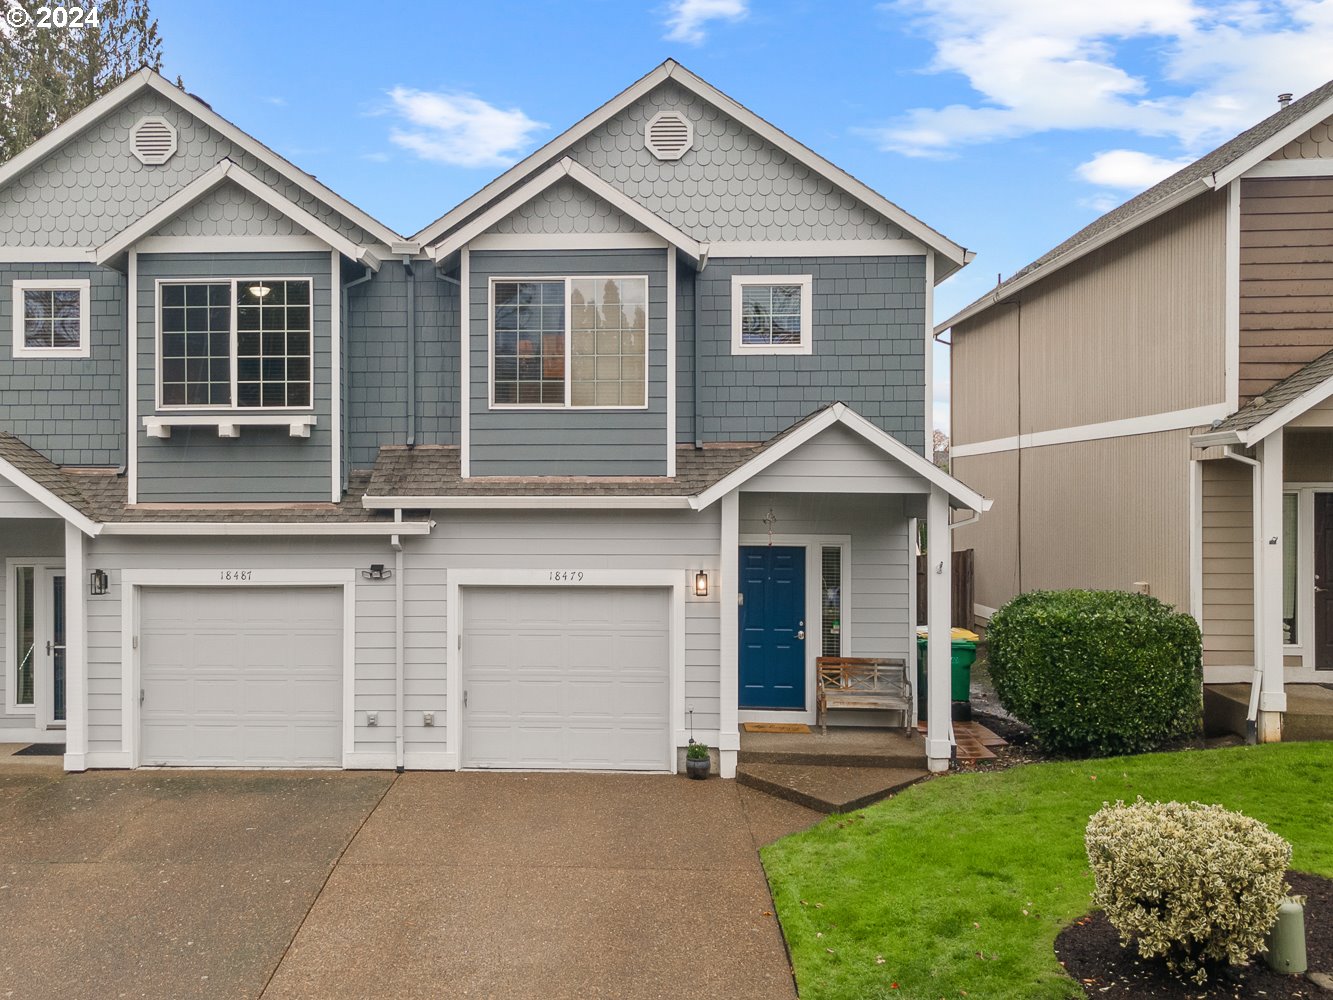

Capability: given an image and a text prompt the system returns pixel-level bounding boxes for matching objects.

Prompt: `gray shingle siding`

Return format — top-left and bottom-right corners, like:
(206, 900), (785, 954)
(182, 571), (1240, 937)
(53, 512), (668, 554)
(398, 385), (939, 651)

(0, 262), (124, 466)
(487, 177), (648, 236)
(469, 249), (669, 476)
(135, 251), (333, 501)
(151, 180), (308, 239)
(691, 256), (927, 452)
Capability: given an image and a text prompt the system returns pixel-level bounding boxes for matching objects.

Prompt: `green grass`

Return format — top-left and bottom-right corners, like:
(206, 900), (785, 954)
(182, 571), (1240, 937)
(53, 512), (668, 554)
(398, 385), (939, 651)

(760, 743), (1333, 999)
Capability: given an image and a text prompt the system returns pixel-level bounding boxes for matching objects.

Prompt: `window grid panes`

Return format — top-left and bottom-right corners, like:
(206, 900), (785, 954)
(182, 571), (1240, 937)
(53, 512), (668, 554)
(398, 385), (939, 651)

(1283, 492), (1298, 645)
(493, 280), (566, 405)
(740, 283), (803, 347)
(237, 280), (312, 407)
(161, 283), (232, 406)
(571, 277), (647, 407)
(14, 565), (33, 706)
(821, 546), (842, 658)
(23, 288), (81, 350)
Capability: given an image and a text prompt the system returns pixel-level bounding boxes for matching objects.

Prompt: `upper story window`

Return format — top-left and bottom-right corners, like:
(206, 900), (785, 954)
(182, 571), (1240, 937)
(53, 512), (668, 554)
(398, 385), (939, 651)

(11, 279), (91, 359)
(158, 278), (312, 409)
(491, 276), (648, 409)
(731, 274), (813, 356)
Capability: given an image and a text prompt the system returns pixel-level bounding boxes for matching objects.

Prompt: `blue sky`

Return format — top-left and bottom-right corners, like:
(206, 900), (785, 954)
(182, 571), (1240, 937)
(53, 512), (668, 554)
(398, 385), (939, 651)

(152, 0), (1333, 432)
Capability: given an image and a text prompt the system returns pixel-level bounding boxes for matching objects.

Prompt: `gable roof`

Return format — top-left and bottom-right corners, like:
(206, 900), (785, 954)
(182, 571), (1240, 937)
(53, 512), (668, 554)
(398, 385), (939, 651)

(0, 434), (99, 535)
(428, 157), (705, 262)
(1192, 348), (1333, 447)
(939, 78), (1333, 333)
(412, 59), (971, 277)
(95, 159), (381, 268)
(0, 69), (401, 249)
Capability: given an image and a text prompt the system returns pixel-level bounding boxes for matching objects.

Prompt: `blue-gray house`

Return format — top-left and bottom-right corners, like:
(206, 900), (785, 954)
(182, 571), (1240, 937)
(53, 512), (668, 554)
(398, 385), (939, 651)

(0, 61), (987, 777)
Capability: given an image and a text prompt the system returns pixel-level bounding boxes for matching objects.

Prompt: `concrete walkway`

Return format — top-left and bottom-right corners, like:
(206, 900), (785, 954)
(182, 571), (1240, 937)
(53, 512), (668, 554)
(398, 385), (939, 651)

(0, 767), (817, 1000)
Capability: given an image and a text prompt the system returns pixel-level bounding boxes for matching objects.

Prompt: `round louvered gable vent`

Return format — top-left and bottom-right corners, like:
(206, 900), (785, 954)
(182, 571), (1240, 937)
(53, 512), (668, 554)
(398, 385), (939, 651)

(644, 111), (693, 161)
(131, 116), (178, 165)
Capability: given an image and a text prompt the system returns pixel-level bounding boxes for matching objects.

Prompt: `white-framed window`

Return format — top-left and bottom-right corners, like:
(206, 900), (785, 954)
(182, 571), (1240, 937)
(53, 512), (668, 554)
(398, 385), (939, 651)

(731, 274), (813, 356)
(489, 275), (648, 409)
(156, 278), (313, 410)
(11, 279), (91, 359)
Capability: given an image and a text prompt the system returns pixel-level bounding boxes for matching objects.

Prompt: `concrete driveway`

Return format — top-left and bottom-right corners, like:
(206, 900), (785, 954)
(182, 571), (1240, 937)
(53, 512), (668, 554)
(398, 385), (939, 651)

(0, 763), (815, 999)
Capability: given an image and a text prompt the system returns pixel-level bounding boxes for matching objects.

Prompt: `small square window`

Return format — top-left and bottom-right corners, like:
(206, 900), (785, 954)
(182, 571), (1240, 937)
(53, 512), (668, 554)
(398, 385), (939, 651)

(731, 274), (813, 356)
(11, 280), (91, 358)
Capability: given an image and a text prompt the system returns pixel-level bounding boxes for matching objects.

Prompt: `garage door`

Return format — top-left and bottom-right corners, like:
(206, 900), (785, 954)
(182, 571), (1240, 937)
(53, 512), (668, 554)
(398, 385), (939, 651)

(139, 587), (343, 767)
(461, 587), (671, 771)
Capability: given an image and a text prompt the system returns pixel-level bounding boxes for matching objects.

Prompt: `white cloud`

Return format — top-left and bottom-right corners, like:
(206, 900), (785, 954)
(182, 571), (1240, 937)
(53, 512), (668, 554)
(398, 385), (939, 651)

(1076, 149), (1194, 190)
(386, 87), (547, 169)
(663, 0), (748, 44)
(863, 0), (1333, 165)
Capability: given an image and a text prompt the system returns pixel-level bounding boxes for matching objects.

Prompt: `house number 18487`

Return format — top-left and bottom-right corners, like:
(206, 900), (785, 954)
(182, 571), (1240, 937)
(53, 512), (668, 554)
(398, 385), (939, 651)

(548, 571), (584, 582)
(219, 570), (253, 582)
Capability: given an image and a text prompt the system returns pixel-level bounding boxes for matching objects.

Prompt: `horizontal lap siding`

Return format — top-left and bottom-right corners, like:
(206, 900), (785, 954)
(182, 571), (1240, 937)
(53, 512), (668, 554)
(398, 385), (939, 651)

(0, 519), (66, 728)
(1240, 176), (1333, 403)
(745, 424), (928, 494)
(1201, 458), (1254, 668)
(468, 250), (668, 476)
(136, 252), (333, 501)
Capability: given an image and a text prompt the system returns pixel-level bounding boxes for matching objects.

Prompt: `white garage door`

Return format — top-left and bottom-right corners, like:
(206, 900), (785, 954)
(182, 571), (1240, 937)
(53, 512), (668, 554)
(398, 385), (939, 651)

(462, 587), (671, 771)
(139, 587), (343, 767)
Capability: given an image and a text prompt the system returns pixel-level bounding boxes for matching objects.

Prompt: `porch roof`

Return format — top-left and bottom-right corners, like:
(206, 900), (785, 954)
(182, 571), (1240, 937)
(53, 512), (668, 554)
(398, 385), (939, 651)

(1192, 348), (1333, 447)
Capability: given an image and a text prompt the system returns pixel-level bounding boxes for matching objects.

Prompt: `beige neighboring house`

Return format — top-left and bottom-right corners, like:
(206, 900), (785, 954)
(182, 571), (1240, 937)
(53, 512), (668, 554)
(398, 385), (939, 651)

(941, 80), (1333, 742)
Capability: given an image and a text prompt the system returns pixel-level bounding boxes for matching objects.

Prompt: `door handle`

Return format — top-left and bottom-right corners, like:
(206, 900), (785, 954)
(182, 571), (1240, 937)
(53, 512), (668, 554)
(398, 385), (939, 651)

(797, 630), (806, 640)
(463, 690), (468, 708)
(45, 640), (51, 655)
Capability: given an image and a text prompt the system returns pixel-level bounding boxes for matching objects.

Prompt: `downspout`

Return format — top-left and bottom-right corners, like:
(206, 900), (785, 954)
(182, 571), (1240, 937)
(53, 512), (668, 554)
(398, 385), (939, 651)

(401, 256), (418, 447)
(392, 508), (405, 772)
(1221, 445), (1263, 744)
(693, 261), (704, 449)
(341, 266), (374, 489)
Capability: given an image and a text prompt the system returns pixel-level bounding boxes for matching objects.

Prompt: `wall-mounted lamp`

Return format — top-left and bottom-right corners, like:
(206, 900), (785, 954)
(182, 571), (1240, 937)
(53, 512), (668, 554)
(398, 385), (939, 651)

(89, 569), (109, 596)
(694, 570), (709, 597)
(362, 563), (392, 580)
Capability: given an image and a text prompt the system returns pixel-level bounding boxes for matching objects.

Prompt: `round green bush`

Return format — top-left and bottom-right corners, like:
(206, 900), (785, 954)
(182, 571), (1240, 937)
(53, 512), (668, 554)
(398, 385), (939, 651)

(987, 589), (1202, 755)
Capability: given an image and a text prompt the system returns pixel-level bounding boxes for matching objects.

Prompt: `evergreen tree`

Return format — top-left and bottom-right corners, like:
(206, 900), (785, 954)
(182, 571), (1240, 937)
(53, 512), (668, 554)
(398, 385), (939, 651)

(0, 0), (165, 163)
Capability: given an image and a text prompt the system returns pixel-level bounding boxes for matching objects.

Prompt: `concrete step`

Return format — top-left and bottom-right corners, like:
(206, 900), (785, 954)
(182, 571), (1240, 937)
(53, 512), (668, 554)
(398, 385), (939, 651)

(735, 762), (927, 814)
(737, 747), (924, 769)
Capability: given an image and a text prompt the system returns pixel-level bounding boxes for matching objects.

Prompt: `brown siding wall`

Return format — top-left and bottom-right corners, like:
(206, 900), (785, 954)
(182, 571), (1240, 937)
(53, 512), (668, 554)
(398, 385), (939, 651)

(951, 307), (1018, 446)
(950, 451), (1018, 610)
(1239, 176), (1333, 403)
(1201, 458), (1254, 668)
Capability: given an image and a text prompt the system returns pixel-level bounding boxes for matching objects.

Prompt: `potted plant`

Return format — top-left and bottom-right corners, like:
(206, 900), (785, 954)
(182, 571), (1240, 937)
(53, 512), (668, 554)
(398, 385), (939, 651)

(685, 740), (711, 780)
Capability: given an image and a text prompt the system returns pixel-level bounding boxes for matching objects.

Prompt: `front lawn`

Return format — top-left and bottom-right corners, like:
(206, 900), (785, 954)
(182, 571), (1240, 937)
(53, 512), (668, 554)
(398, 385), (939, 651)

(761, 743), (1333, 999)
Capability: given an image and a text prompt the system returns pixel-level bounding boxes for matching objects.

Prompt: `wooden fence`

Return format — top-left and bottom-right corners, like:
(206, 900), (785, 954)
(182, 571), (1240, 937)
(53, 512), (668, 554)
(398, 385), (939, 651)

(915, 548), (976, 630)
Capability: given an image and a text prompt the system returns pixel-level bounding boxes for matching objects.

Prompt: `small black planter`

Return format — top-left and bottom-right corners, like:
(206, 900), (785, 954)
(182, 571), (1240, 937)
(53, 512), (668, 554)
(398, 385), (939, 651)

(686, 755), (711, 780)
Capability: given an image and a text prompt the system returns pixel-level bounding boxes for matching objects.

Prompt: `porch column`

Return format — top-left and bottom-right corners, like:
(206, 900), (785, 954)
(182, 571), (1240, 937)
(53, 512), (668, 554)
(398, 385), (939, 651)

(926, 485), (953, 771)
(1257, 432), (1286, 741)
(718, 490), (740, 778)
(63, 521), (87, 772)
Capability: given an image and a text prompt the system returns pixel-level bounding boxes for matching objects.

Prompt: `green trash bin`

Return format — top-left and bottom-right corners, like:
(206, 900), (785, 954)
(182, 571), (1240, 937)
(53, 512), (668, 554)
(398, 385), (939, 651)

(916, 627), (980, 722)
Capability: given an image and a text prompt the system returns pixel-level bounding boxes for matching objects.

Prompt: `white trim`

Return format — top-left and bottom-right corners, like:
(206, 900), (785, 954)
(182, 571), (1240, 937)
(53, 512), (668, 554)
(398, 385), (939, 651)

(666, 250), (677, 478)
(718, 492), (740, 772)
(924, 251), (935, 440)
(11, 279), (91, 359)
(937, 179), (1210, 333)
(460, 249), (471, 479)
(143, 414), (316, 439)
(445, 568), (687, 774)
(1244, 158), (1333, 178)
(926, 486), (953, 770)
(364, 494), (691, 510)
(132, 235), (330, 255)
(99, 520), (432, 536)
(119, 568), (357, 769)
(707, 239), (929, 260)
(692, 402), (991, 513)
(0, 456), (99, 537)
(62, 522), (86, 771)
(1201, 374), (1333, 448)
(1189, 459), (1203, 625)
(953, 403), (1231, 457)
(1214, 100), (1333, 187)
(485, 274), (650, 411)
(430, 158), (704, 264)
(469, 233), (668, 252)
(1226, 179), (1240, 413)
(729, 274), (813, 356)
(330, 250), (341, 503)
(95, 160), (378, 269)
(0, 248), (96, 263)
(128, 250), (138, 505)
(1258, 435), (1286, 715)
(412, 61), (968, 271)
(973, 602), (998, 621)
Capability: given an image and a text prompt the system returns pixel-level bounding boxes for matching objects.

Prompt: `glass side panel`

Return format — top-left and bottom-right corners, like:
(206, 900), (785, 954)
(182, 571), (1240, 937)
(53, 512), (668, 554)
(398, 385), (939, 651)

(821, 546), (842, 657)
(1283, 493), (1298, 644)
(51, 574), (65, 722)
(14, 566), (33, 705)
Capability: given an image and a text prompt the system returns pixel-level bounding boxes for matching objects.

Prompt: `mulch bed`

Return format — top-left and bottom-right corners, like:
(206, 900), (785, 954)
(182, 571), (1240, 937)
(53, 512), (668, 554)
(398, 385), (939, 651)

(1057, 872), (1333, 998)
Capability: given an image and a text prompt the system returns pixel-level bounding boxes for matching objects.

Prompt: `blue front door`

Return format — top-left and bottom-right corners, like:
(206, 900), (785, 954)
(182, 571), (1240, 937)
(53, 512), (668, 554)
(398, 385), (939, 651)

(739, 546), (806, 710)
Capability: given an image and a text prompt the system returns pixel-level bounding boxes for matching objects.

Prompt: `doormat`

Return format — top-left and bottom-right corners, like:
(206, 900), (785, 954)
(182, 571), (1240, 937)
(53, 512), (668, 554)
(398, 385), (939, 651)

(742, 723), (811, 734)
(13, 743), (64, 757)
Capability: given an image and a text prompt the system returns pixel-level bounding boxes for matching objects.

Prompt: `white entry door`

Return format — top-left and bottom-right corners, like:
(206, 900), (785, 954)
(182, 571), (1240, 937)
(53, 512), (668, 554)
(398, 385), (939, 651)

(138, 586), (343, 767)
(461, 587), (671, 771)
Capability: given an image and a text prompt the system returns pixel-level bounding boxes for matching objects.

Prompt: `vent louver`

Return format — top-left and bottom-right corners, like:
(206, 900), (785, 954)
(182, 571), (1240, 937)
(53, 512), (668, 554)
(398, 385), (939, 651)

(644, 111), (693, 161)
(131, 116), (177, 165)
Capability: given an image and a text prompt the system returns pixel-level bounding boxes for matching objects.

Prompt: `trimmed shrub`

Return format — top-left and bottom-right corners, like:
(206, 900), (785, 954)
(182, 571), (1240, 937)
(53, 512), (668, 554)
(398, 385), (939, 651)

(987, 589), (1201, 755)
(1085, 799), (1291, 982)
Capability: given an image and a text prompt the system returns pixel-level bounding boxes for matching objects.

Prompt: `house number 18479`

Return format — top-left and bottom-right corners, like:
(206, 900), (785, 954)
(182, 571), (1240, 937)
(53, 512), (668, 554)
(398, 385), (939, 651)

(548, 571), (584, 582)
(219, 570), (254, 582)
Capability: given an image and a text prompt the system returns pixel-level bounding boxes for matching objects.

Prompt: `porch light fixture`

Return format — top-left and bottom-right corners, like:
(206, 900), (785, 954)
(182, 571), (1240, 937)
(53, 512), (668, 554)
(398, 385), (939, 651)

(89, 569), (108, 596)
(247, 283), (272, 299)
(694, 570), (709, 597)
(362, 563), (392, 581)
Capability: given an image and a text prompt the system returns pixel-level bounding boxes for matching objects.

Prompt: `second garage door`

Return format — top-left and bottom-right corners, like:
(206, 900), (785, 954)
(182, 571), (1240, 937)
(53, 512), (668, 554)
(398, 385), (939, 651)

(461, 587), (671, 771)
(139, 586), (343, 767)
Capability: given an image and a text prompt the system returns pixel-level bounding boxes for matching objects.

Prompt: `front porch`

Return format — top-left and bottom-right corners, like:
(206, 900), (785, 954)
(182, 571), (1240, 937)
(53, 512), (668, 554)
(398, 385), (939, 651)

(1205, 682), (1333, 741)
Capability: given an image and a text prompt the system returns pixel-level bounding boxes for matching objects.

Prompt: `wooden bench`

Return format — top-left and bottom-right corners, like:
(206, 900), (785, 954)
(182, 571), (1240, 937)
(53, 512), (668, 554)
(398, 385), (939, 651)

(816, 657), (912, 736)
